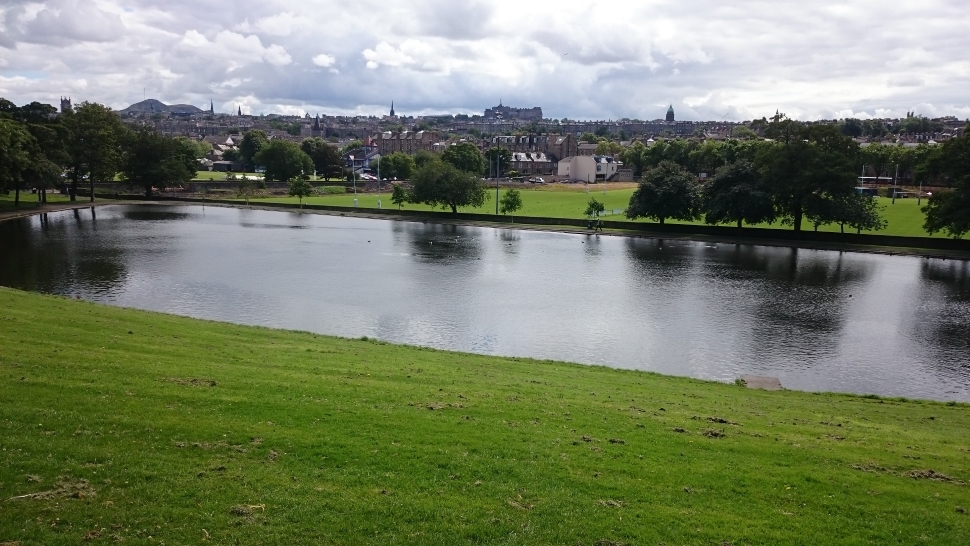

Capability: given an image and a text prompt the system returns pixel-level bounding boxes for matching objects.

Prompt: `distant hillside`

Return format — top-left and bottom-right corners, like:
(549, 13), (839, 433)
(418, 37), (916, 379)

(119, 99), (203, 115)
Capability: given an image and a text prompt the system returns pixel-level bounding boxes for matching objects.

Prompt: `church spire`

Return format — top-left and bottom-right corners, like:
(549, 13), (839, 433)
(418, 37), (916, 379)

(237, 105), (242, 116)
(390, 101), (395, 117)
(210, 99), (214, 114)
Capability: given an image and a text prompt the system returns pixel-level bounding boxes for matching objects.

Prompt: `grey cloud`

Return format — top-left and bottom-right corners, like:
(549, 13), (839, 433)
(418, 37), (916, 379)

(1, 0), (969, 121)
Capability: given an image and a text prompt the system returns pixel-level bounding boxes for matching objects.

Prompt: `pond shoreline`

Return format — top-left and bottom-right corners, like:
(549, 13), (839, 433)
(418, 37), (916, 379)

(3, 197), (969, 260)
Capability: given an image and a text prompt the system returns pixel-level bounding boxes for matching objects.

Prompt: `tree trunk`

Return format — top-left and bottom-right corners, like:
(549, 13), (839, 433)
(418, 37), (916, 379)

(792, 207), (802, 232)
(840, 223), (845, 234)
(42, 189), (47, 204)
(737, 219), (742, 229)
(14, 187), (20, 206)
(89, 178), (95, 203)
(451, 204), (457, 215)
(659, 217), (665, 225)
(145, 185), (153, 198)
(70, 172), (78, 202)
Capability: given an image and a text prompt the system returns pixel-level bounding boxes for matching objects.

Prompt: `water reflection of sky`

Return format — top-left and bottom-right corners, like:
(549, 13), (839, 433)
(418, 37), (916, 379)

(1, 204), (968, 402)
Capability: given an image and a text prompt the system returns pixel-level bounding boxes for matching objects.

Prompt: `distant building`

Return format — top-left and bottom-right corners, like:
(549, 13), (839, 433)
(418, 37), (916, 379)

(557, 155), (620, 182)
(484, 101), (543, 121)
(666, 105), (675, 122)
(484, 133), (577, 163)
(372, 130), (439, 156)
(60, 97), (72, 114)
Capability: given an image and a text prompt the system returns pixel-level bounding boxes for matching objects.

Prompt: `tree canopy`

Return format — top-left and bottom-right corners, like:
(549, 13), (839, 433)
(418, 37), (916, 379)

(62, 102), (127, 202)
(239, 130), (269, 171)
(922, 133), (970, 238)
(254, 140), (313, 183)
(374, 152), (416, 181)
(702, 160), (775, 228)
(409, 159), (487, 214)
(484, 147), (512, 177)
(300, 137), (343, 180)
(626, 160), (701, 225)
(120, 127), (196, 196)
(441, 142), (486, 174)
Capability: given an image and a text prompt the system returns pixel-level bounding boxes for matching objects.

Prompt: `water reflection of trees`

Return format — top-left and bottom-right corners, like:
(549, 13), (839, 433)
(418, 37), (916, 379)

(395, 221), (484, 263)
(913, 259), (970, 359)
(0, 210), (128, 297)
(622, 239), (871, 370)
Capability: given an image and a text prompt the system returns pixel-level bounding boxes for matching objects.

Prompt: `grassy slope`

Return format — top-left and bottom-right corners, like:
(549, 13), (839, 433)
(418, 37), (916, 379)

(1, 287), (968, 545)
(238, 188), (946, 238)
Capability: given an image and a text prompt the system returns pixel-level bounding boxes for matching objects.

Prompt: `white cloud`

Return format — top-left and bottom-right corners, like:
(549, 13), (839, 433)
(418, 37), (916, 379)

(0, 0), (968, 120)
(312, 53), (336, 67)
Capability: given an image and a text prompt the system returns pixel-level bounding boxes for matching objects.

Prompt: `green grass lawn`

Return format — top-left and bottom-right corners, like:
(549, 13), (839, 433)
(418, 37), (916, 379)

(238, 186), (947, 238)
(0, 191), (73, 213)
(1, 287), (968, 544)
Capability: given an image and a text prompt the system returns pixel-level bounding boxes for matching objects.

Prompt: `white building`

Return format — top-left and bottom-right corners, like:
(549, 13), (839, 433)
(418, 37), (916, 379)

(557, 155), (620, 182)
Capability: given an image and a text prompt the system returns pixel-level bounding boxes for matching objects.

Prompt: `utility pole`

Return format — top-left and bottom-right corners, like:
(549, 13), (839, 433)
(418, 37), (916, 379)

(892, 163), (899, 204)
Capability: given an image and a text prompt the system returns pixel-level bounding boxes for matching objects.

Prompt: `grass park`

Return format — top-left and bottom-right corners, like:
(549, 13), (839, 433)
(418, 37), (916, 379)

(1, 287), (969, 544)
(230, 181), (946, 238)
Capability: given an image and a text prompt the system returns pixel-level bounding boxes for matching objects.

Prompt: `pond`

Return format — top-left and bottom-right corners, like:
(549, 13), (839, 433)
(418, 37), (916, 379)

(2, 204), (969, 401)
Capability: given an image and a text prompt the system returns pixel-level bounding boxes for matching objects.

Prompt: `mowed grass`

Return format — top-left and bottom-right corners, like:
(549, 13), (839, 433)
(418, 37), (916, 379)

(0, 192), (73, 214)
(239, 186), (949, 238)
(1, 287), (969, 544)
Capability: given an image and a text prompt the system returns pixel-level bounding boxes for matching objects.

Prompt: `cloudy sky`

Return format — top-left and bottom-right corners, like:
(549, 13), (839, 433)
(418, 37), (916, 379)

(1, 0), (968, 121)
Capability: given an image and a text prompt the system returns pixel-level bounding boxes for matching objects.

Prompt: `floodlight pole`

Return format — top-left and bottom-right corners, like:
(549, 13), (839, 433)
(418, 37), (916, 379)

(495, 147), (500, 215)
(892, 163), (899, 204)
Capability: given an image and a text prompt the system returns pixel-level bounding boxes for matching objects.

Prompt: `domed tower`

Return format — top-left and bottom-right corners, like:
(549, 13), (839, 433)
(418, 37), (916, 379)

(666, 105), (675, 122)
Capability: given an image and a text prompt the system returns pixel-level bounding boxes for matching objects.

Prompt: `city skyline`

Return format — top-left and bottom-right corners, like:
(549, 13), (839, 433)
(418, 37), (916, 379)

(1, 1), (969, 121)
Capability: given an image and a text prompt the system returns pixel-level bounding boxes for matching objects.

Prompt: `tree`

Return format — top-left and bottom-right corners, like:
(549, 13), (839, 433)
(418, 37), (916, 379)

(499, 189), (523, 221)
(222, 148), (241, 162)
(702, 160), (775, 228)
(579, 132), (600, 144)
(757, 116), (858, 231)
(409, 159), (488, 214)
(840, 118), (863, 138)
(301, 137), (343, 180)
(594, 141), (623, 156)
(0, 117), (34, 205)
(288, 175), (313, 207)
(374, 151), (416, 181)
(390, 183), (409, 210)
(62, 102), (126, 202)
(922, 133), (970, 238)
(413, 150), (437, 169)
(584, 198), (605, 219)
(834, 193), (887, 234)
(732, 126), (758, 140)
(254, 140), (314, 183)
(620, 141), (650, 178)
(339, 140), (364, 155)
(861, 144), (893, 183)
(120, 127), (195, 196)
(626, 160), (701, 225)
(484, 147), (512, 177)
(441, 142), (486, 174)
(239, 130), (268, 172)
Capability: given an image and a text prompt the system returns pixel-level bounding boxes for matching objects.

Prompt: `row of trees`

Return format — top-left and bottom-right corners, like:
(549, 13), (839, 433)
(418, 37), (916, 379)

(1, 98), (213, 201)
(621, 117), (970, 237)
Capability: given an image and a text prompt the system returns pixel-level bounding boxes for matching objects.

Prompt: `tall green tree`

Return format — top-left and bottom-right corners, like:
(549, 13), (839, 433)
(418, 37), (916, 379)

(409, 159), (487, 214)
(413, 150), (438, 169)
(626, 160), (701, 225)
(239, 130), (269, 172)
(484, 147), (512, 177)
(20, 103), (69, 203)
(922, 133), (970, 238)
(120, 127), (195, 196)
(833, 194), (886, 234)
(499, 189), (523, 221)
(62, 102), (126, 202)
(702, 160), (775, 228)
(441, 142), (486, 174)
(374, 152), (416, 181)
(860, 144), (893, 183)
(594, 141), (623, 156)
(288, 175), (313, 207)
(584, 198), (605, 219)
(620, 141), (650, 177)
(254, 140), (314, 183)
(0, 117), (34, 205)
(300, 137), (343, 180)
(758, 116), (858, 231)
(390, 183), (409, 210)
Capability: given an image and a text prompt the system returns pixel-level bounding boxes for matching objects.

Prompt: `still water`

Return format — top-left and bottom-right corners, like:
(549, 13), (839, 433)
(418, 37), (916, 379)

(2, 204), (969, 401)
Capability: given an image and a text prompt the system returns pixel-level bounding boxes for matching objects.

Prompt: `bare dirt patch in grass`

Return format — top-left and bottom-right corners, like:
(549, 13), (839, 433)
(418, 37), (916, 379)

(7, 478), (95, 501)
